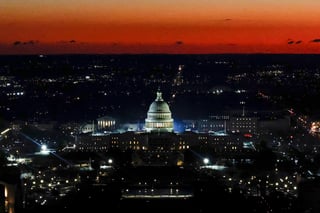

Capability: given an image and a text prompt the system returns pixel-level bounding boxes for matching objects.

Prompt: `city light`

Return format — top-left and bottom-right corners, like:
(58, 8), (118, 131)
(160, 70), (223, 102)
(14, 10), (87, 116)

(41, 144), (47, 151)
(203, 158), (210, 165)
(40, 144), (50, 155)
(1, 54), (319, 212)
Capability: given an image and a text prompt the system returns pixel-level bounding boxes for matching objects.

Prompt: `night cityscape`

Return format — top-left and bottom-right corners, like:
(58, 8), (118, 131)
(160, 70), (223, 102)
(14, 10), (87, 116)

(1, 54), (320, 212)
(2, 0), (320, 213)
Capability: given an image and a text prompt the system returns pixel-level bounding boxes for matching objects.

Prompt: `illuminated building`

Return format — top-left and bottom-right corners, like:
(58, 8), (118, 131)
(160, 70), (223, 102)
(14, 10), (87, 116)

(310, 121), (320, 133)
(97, 116), (116, 132)
(228, 116), (258, 134)
(80, 123), (95, 134)
(110, 132), (148, 151)
(79, 116), (116, 134)
(73, 134), (109, 152)
(145, 90), (174, 132)
(198, 115), (229, 133)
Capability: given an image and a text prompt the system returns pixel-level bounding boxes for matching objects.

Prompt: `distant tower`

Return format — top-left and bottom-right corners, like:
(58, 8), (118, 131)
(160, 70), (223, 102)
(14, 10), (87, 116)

(145, 90), (174, 132)
(170, 65), (184, 103)
(240, 101), (246, 116)
(173, 65), (184, 86)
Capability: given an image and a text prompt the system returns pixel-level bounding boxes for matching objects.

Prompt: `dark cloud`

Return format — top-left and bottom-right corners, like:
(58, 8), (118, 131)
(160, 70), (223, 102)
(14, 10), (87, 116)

(13, 41), (21, 46)
(287, 39), (303, 45)
(287, 40), (294, 45)
(175, 41), (184, 45)
(24, 40), (37, 45)
(58, 40), (77, 44)
(13, 40), (38, 46)
(311, 39), (320, 43)
(224, 19), (232, 21)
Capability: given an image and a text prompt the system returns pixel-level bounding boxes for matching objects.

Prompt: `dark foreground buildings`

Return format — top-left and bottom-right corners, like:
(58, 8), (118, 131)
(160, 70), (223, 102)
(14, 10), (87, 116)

(1, 80), (319, 212)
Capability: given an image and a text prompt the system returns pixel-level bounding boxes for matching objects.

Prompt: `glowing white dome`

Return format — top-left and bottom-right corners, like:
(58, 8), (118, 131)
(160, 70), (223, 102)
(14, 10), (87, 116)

(145, 90), (174, 132)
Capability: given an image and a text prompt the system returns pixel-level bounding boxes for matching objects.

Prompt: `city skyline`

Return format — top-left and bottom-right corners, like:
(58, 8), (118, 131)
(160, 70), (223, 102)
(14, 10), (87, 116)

(1, 53), (320, 212)
(1, 0), (320, 54)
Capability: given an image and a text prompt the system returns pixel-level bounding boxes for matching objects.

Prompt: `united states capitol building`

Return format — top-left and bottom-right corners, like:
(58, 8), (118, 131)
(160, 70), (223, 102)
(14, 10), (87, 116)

(71, 90), (289, 166)
(145, 90), (174, 133)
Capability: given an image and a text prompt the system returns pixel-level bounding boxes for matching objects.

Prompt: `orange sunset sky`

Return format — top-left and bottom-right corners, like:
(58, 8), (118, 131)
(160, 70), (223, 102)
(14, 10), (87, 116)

(1, 0), (320, 54)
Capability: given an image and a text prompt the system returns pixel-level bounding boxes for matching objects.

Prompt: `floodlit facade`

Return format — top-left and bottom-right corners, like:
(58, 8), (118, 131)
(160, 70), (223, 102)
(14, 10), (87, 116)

(145, 90), (174, 132)
(97, 116), (116, 131)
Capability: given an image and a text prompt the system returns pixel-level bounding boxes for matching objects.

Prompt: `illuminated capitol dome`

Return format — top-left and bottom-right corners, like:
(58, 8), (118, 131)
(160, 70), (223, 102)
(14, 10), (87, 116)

(145, 90), (174, 132)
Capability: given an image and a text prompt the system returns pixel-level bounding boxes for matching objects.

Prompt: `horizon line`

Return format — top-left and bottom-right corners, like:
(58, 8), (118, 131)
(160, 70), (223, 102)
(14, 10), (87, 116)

(1, 52), (320, 56)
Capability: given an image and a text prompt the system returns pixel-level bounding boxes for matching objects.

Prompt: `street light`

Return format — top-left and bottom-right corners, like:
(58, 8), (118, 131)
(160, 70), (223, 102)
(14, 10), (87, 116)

(203, 158), (210, 165)
(40, 144), (50, 155)
(41, 144), (47, 151)
(108, 158), (113, 164)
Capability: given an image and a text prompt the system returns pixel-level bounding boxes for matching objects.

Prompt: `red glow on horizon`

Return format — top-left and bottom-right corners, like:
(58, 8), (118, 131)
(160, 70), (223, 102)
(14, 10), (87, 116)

(1, 1), (320, 54)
